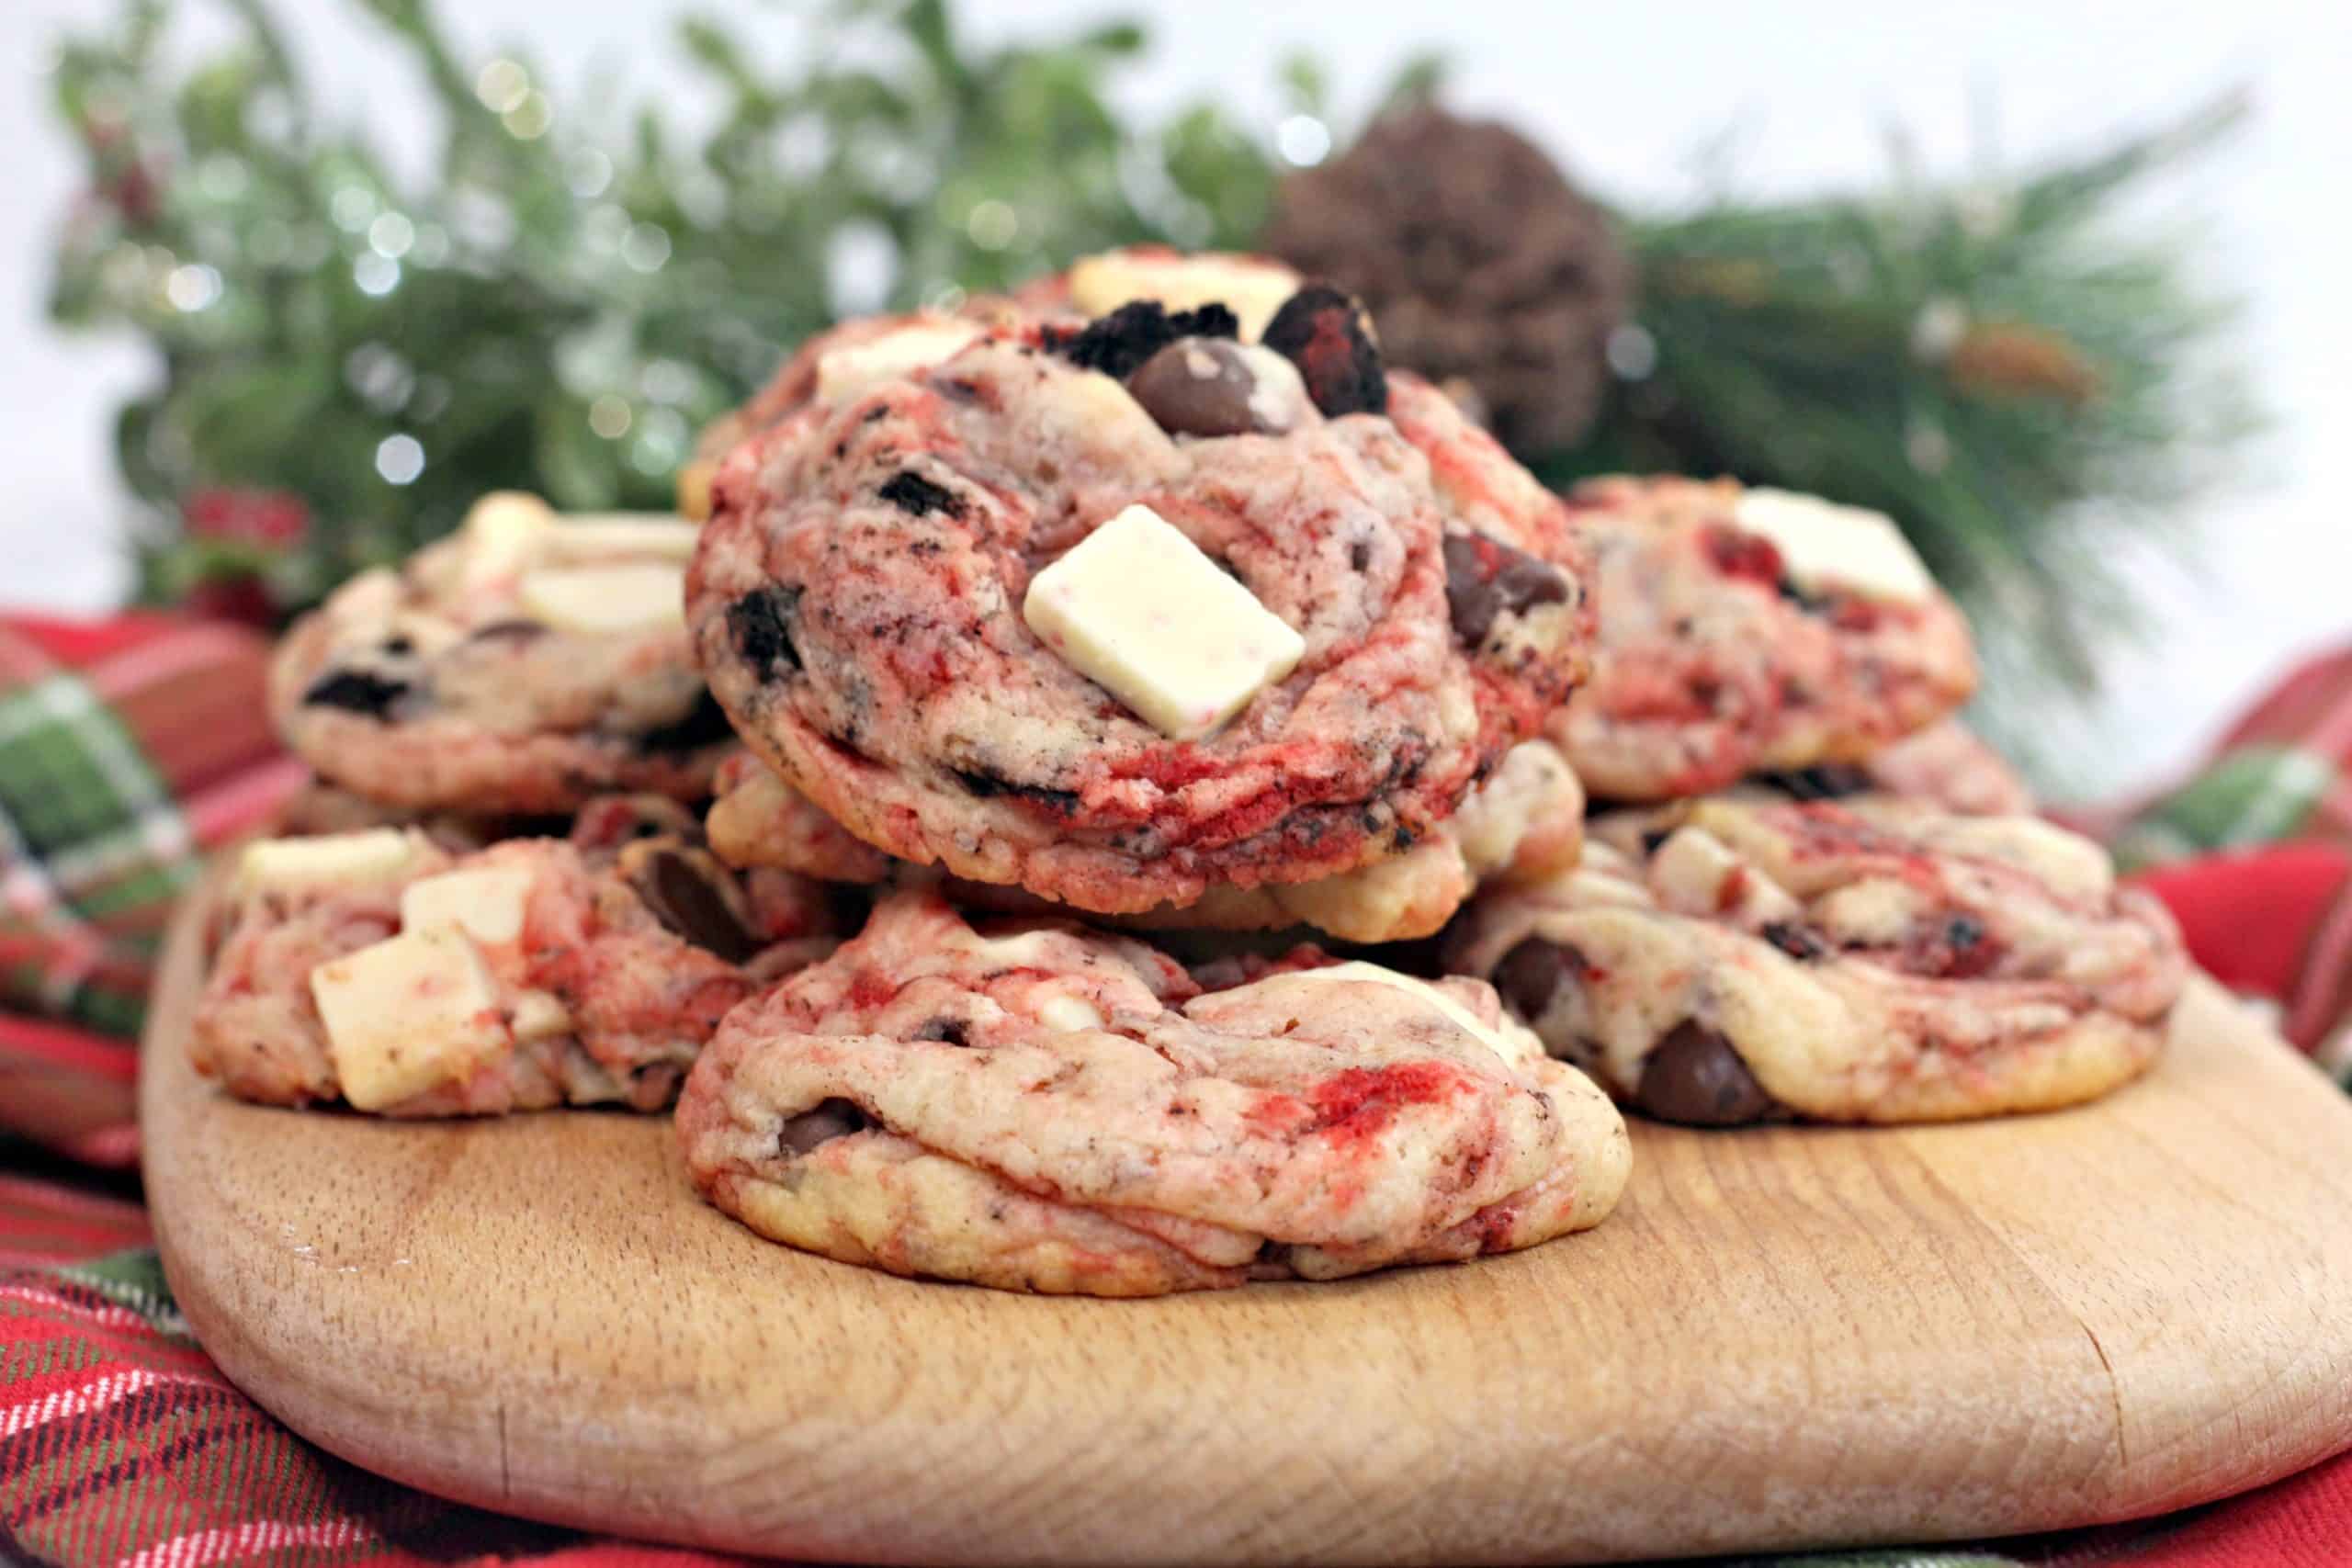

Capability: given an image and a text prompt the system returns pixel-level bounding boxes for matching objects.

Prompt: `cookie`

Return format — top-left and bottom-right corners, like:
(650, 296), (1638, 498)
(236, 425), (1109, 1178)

(707, 738), (1585, 944)
(1553, 476), (1977, 801)
(270, 493), (731, 814)
(1444, 795), (2186, 1124)
(192, 813), (837, 1115)
(689, 263), (1592, 918)
(1851, 719), (2033, 817)
(677, 890), (1629, 1295)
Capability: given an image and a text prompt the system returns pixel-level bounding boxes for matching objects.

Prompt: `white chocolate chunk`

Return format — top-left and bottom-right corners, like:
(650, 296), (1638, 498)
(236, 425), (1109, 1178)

(400, 865), (536, 946)
(236, 829), (424, 899)
(1037, 994), (1104, 1033)
(510, 988), (573, 1044)
(458, 491), (559, 591)
(1022, 503), (1304, 740)
(816, 320), (984, 403)
(1252, 962), (1527, 1066)
(538, 513), (699, 564)
(516, 563), (685, 634)
(310, 927), (509, 1111)
(1068, 249), (1302, 343)
(1732, 488), (1938, 604)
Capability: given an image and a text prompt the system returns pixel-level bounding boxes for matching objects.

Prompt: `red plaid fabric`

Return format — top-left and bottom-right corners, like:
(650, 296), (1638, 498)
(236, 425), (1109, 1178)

(5, 611), (2352, 1566)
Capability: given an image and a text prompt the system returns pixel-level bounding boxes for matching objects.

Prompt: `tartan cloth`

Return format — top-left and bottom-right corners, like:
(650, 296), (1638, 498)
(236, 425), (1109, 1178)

(7, 612), (2352, 1567)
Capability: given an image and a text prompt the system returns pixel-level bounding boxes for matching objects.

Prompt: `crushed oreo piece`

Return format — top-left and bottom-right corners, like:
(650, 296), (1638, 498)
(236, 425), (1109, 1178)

(1442, 532), (1570, 646)
(1261, 284), (1386, 416)
(301, 669), (412, 719)
(728, 587), (804, 676)
(953, 766), (1081, 816)
(1046, 299), (1240, 380)
(877, 470), (967, 519)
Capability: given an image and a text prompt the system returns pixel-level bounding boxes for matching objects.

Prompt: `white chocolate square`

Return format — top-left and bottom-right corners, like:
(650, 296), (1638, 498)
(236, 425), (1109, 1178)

(400, 864), (536, 946)
(539, 513), (699, 564)
(816, 320), (984, 403)
(458, 491), (559, 592)
(1732, 488), (1938, 604)
(516, 563), (685, 634)
(236, 829), (424, 899)
(310, 927), (509, 1111)
(1068, 250), (1302, 343)
(1022, 503), (1305, 740)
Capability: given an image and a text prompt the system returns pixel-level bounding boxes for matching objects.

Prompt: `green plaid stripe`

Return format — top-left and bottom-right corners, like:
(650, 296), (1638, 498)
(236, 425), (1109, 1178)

(2109, 745), (2337, 874)
(0, 671), (196, 1038)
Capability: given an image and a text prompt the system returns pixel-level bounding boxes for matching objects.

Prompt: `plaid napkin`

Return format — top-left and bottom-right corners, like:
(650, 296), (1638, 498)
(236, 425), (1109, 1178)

(6, 611), (2352, 1567)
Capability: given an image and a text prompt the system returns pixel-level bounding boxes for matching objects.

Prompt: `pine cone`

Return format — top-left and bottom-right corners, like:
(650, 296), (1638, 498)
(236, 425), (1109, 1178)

(1264, 107), (1634, 456)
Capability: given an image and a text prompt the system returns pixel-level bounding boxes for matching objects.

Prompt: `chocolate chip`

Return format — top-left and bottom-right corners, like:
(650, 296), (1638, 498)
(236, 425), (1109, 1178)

(1261, 284), (1386, 416)
(952, 766), (1080, 816)
(1640, 829), (1673, 856)
(1348, 539), (1373, 571)
(630, 848), (758, 963)
(1442, 532), (1570, 646)
(913, 1017), (970, 1046)
(1634, 1021), (1780, 1126)
(1047, 299), (1239, 380)
(878, 469), (966, 519)
(468, 618), (548, 644)
(301, 669), (411, 718)
(1125, 338), (1279, 438)
(634, 691), (735, 753)
(1492, 938), (1573, 1021)
(381, 635), (413, 656)
(1760, 921), (1826, 961)
(1762, 765), (1871, 802)
(728, 587), (803, 675)
(779, 1098), (868, 1156)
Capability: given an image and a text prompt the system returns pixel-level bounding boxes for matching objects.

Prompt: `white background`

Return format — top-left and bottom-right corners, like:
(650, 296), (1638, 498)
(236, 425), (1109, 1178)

(3, 1), (2347, 798)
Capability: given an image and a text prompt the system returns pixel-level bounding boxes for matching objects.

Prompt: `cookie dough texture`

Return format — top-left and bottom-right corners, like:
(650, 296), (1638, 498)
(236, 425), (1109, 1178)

(678, 891), (1629, 1295)
(1446, 795), (2186, 1124)
(192, 818), (836, 1115)
(269, 494), (729, 814)
(688, 309), (1591, 917)
(1555, 475), (1978, 802)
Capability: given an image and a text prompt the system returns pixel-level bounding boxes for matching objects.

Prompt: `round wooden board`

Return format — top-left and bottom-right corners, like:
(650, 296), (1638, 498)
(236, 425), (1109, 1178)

(143, 884), (2352, 1567)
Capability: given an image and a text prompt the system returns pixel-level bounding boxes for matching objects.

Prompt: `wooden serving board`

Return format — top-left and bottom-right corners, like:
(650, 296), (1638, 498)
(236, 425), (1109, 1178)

(143, 881), (2352, 1567)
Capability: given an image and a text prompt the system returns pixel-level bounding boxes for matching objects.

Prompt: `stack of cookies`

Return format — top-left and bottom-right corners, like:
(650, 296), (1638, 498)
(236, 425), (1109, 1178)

(190, 246), (2187, 1296)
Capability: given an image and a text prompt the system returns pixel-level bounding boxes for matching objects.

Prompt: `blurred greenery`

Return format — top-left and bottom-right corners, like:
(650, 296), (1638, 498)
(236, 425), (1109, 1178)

(45, 0), (2255, 745)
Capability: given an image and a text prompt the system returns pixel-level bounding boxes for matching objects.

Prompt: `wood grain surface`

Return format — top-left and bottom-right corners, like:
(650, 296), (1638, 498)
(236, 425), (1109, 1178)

(142, 882), (2352, 1566)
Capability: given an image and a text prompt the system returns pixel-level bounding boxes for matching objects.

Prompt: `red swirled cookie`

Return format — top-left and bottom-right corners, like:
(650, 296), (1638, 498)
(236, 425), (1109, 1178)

(1444, 795), (2186, 1125)
(1553, 475), (1977, 801)
(688, 258), (1593, 918)
(677, 890), (1629, 1295)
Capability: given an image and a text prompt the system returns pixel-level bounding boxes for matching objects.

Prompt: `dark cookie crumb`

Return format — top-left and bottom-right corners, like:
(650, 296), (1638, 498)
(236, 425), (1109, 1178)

(878, 470), (967, 519)
(1046, 299), (1239, 380)
(953, 766), (1081, 816)
(729, 587), (805, 676)
(302, 669), (412, 718)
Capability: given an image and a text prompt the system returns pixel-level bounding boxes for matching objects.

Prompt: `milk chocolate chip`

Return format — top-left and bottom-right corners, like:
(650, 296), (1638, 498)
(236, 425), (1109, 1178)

(1492, 938), (1574, 1021)
(1126, 338), (1283, 438)
(1634, 1021), (1780, 1126)
(779, 1098), (869, 1156)
(629, 847), (758, 963)
(1442, 532), (1570, 646)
